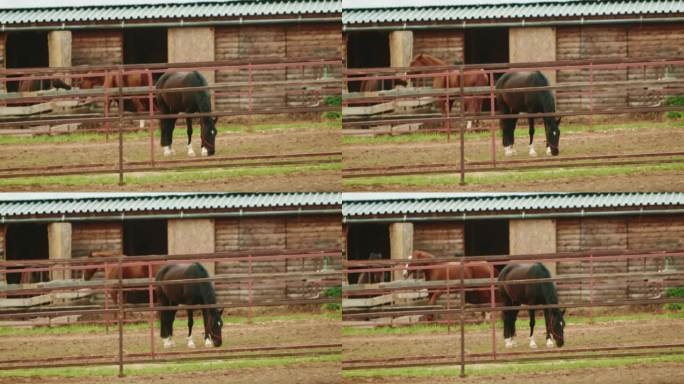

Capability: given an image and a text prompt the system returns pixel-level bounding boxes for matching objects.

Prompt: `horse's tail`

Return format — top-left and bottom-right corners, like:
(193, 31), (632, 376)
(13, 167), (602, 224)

(190, 71), (212, 112)
(532, 263), (559, 305)
(529, 71), (556, 113)
(189, 262), (217, 305)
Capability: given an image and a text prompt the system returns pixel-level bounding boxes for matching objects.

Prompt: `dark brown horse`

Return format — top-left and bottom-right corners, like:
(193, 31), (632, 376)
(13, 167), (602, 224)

(156, 263), (224, 349)
(410, 53), (488, 129)
(402, 250), (499, 307)
(17, 78), (71, 93)
(76, 72), (153, 128)
(155, 71), (217, 157)
(83, 251), (160, 305)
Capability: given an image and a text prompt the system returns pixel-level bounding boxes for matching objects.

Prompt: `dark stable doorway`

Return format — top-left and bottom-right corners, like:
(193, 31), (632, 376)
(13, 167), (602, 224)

(346, 31), (390, 92)
(465, 219), (509, 271)
(5, 224), (49, 285)
(123, 28), (167, 67)
(5, 31), (49, 92)
(347, 224), (391, 284)
(465, 28), (509, 112)
(123, 220), (167, 256)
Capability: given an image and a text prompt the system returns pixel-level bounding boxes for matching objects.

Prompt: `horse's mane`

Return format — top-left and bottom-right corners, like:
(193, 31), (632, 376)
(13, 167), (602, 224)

(411, 53), (447, 67)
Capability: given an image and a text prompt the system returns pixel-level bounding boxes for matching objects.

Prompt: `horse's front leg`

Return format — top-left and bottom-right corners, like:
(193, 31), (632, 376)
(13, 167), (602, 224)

(543, 309), (554, 347)
(185, 118), (195, 156)
(528, 309), (537, 348)
(186, 310), (196, 348)
(201, 309), (212, 347)
(132, 98), (146, 129)
(161, 118), (177, 156)
(160, 309), (177, 348)
(528, 118), (537, 156)
(503, 309), (519, 348)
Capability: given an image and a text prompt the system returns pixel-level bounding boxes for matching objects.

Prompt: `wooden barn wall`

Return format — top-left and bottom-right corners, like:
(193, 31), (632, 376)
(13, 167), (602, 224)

(215, 23), (339, 113)
(556, 215), (684, 303)
(214, 215), (340, 304)
(626, 24), (684, 107)
(413, 222), (464, 259)
(0, 34), (4, 92)
(412, 30), (464, 88)
(0, 226), (4, 284)
(71, 222), (123, 258)
(72, 30), (123, 66)
(556, 26), (628, 111)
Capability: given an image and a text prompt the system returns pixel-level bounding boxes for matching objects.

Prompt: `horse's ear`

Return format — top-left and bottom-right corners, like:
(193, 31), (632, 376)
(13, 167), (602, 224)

(212, 116), (218, 125)
(556, 117), (562, 125)
(561, 309), (566, 316)
(219, 308), (224, 316)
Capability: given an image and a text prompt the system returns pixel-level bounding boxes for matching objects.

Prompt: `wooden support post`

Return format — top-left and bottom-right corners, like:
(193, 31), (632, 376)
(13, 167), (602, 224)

(389, 223), (414, 281)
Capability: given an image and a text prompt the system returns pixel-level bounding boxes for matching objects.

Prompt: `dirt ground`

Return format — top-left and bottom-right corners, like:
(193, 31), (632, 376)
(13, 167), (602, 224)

(0, 124), (340, 191)
(342, 314), (684, 383)
(343, 124), (684, 191)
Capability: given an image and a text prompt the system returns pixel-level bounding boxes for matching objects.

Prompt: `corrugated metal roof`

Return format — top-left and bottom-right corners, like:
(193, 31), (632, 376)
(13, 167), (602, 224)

(0, 192), (341, 217)
(343, 0), (684, 24)
(342, 192), (684, 217)
(0, 0), (340, 25)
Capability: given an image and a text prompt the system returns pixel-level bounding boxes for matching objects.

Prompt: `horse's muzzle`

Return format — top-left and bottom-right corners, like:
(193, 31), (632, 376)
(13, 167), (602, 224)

(550, 146), (559, 156)
(212, 338), (222, 347)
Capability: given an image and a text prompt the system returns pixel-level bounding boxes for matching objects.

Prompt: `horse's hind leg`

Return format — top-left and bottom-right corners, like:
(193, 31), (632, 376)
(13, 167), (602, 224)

(186, 310), (196, 348)
(202, 309), (212, 347)
(160, 309), (177, 348)
(528, 118), (537, 156)
(528, 310), (538, 348)
(160, 118), (177, 156)
(185, 118), (195, 156)
(543, 309), (554, 347)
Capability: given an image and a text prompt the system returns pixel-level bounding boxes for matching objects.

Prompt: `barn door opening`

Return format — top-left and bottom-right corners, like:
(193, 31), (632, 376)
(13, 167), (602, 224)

(465, 28), (509, 66)
(465, 219), (509, 271)
(5, 223), (49, 286)
(123, 28), (167, 68)
(123, 220), (167, 256)
(346, 224), (391, 284)
(5, 31), (49, 92)
(346, 31), (390, 92)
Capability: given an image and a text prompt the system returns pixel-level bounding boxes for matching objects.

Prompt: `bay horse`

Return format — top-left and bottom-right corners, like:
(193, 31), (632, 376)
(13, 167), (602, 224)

(358, 78), (408, 93)
(356, 252), (388, 284)
(498, 263), (566, 349)
(17, 78), (71, 92)
(83, 251), (160, 305)
(156, 263), (224, 349)
(495, 71), (561, 157)
(155, 71), (217, 157)
(76, 72), (153, 129)
(402, 250), (499, 319)
(409, 53), (488, 129)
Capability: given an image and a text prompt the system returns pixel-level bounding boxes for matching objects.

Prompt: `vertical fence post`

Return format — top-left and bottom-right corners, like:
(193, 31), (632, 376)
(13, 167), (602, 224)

(490, 263), (496, 361)
(148, 261), (155, 359)
(589, 63), (594, 130)
(248, 63), (253, 131)
(446, 265), (451, 334)
(104, 262), (110, 334)
(459, 255), (466, 378)
(459, 69), (466, 186)
(117, 257), (124, 378)
(104, 71), (110, 142)
(489, 71), (497, 169)
(117, 68), (125, 186)
(446, 71), (451, 142)
(589, 252), (594, 324)
(248, 253), (253, 324)
(147, 70), (155, 167)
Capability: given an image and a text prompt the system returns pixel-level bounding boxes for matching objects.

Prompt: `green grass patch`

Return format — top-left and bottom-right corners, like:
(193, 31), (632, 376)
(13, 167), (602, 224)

(0, 162), (340, 188)
(344, 161), (684, 188)
(665, 287), (684, 310)
(343, 354), (684, 378)
(0, 354), (339, 378)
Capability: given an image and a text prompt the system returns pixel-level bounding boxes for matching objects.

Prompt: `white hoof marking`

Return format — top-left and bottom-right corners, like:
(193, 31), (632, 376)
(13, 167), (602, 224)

(546, 338), (554, 348)
(466, 121), (473, 130)
(163, 337), (174, 348)
(163, 146), (174, 157)
(504, 338), (515, 348)
(205, 337), (213, 347)
(529, 337), (537, 349)
(139, 120), (145, 129)
(546, 147), (552, 156)
(187, 145), (196, 157)
(187, 337), (196, 349)
(504, 146), (516, 157)
(201, 147), (209, 157)
(529, 145), (537, 157)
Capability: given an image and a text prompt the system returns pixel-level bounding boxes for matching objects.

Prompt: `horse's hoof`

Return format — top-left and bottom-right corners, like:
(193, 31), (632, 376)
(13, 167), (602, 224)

(546, 147), (552, 156)
(466, 121), (473, 130)
(529, 146), (537, 157)
(163, 147), (174, 157)
(529, 338), (538, 349)
(163, 337), (174, 348)
(187, 145), (196, 157)
(205, 338), (213, 347)
(504, 338), (516, 348)
(546, 338), (554, 348)
(139, 120), (145, 129)
(187, 337), (196, 349)
(504, 146), (516, 157)
(201, 147), (208, 157)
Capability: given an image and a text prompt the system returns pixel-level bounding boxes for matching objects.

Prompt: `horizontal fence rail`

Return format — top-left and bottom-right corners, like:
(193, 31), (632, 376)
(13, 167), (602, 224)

(341, 249), (684, 375)
(341, 57), (684, 183)
(0, 249), (343, 375)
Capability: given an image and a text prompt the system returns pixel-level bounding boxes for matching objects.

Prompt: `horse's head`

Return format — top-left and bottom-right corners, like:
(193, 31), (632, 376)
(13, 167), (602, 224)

(545, 116), (561, 156)
(550, 308), (566, 347)
(207, 308), (224, 347)
(409, 53), (424, 68)
(76, 74), (102, 90)
(402, 252), (415, 279)
(200, 116), (218, 156)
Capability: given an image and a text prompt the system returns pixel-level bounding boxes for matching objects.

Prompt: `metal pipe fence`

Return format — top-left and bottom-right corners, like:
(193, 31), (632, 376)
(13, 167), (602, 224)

(0, 57), (343, 183)
(341, 249), (684, 374)
(0, 249), (343, 373)
(341, 57), (684, 183)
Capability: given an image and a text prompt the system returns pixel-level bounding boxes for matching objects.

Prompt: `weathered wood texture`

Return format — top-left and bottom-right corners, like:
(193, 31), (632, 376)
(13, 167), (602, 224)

(71, 222), (123, 259)
(214, 215), (341, 303)
(0, 34), (5, 92)
(72, 30), (123, 66)
(215, 23), (340, 112)
(0, 226), (5, 285)
(412, 30), (464, 88)
(556, 216), (684, 302)
(413, 222), (464, 259)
